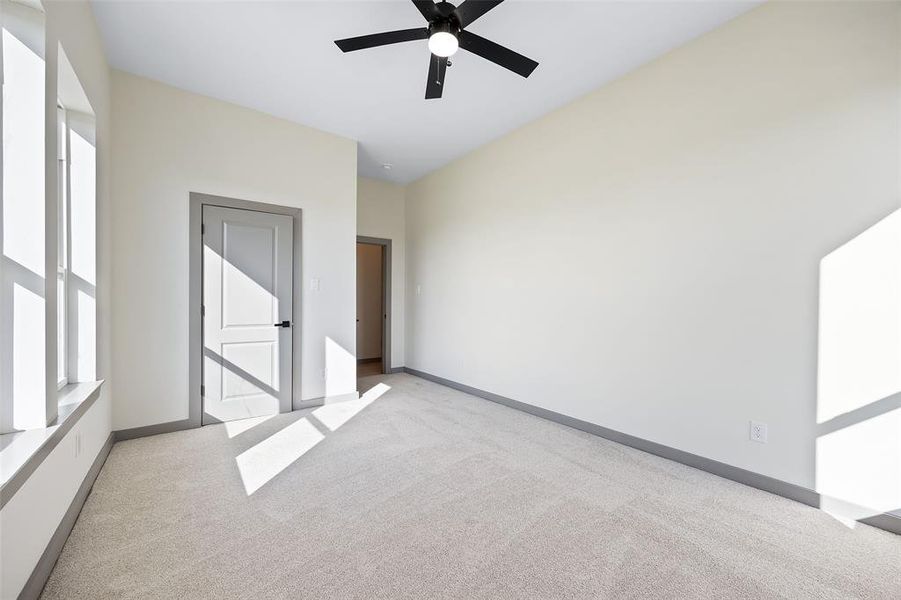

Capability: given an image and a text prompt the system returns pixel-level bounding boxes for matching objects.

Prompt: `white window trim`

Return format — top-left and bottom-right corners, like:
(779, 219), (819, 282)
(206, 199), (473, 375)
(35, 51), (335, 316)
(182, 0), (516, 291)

(56, 104), (70, 390)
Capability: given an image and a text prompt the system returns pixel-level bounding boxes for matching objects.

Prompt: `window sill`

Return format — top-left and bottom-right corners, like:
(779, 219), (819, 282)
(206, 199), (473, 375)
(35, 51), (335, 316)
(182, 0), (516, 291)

(0, 380), (104, 508)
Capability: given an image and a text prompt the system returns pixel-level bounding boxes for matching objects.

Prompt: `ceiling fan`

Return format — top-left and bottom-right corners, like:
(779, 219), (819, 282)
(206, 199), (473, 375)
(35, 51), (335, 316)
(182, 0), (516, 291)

(334, 0), (538, 99)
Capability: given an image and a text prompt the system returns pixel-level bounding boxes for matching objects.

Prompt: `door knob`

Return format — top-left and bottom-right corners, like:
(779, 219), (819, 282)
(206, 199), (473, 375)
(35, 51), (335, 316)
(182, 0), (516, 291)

(274, 320), (291, 328)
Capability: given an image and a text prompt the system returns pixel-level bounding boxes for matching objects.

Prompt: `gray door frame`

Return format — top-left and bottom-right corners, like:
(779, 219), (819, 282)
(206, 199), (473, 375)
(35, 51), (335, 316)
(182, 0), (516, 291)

(190, 192), (303, 426)
(356, 236), (391, 375)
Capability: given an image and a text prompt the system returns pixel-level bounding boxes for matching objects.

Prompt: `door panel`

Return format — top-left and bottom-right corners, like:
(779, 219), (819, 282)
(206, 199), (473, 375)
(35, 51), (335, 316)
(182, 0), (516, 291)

(203, 206), (293, 423)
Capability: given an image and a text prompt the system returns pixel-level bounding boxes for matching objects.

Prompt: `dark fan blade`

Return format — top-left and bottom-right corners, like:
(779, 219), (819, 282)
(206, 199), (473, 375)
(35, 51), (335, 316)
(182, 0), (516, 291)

(412, 0), (441, 22)
(453, 0), (504, 28)
(459, 31), (538, 78)
(335, 28), (429, 52)
(425, 54), (448, 99)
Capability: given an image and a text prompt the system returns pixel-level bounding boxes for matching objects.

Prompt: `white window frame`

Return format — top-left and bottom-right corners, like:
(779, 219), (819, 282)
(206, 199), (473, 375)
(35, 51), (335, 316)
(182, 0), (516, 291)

(56, 103), (70, 390)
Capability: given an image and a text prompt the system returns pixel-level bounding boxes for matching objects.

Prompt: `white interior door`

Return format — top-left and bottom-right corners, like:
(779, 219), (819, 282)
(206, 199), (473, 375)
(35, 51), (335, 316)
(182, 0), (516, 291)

(202, 205), (293, 423)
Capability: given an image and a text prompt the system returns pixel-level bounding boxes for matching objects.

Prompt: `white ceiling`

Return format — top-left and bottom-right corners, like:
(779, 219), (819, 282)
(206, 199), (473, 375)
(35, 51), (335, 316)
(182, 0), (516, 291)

(92, 0), (758, 183)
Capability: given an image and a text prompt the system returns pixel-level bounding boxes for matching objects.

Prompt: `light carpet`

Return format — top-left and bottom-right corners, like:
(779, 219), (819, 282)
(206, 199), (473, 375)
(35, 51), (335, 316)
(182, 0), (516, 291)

(41, 373), (900, 599)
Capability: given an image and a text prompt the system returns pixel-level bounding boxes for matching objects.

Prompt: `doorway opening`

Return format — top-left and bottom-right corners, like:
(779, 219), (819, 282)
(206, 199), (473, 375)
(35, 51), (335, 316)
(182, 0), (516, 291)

(356, 236), (391, 377)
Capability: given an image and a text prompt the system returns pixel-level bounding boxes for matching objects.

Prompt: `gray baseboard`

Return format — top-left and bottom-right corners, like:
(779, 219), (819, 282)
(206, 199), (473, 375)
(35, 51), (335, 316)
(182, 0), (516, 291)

(18, 432), (114, 600)
(114, 418), (197, 441)
(293, 398), (327, 410)
(388, 367), (405, 374)
(859, 511), (901, 534)
(115, 391), (361, 441)
(402, 367), (901, 536)
(112, 397), (339, 440)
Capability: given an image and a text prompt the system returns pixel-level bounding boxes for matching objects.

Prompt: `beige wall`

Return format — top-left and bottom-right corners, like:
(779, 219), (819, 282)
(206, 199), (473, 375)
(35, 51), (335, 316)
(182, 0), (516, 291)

(357, 177), (405, 369)
(356, 243), (383, 360)
(404, 0), (901, 500)
(111, 71), (358, 430)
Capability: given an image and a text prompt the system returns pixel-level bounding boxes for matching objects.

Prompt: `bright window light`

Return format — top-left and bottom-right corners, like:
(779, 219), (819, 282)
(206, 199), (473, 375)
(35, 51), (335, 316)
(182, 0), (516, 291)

(234, 417), (324, 495)
(312, 382), (390, 432)
(69, 128), (96, 285)
(2, 1), (47, 433)
(2, 13), (45, 275)
(224, 414), (275, 439)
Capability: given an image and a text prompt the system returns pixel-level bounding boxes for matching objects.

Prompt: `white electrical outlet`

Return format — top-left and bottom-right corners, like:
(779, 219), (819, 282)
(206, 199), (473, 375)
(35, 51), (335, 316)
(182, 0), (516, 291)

(310, 278), (321, 291)
(322, 367), (328, 381)
(415, 284), (421, 296)
(750, 421), (768, 443)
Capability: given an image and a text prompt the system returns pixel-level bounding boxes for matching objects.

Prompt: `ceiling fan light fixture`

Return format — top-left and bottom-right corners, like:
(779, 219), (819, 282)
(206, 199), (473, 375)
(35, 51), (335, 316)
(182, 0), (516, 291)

(428, 28), (458, 57)
(334, 1), (539, 99)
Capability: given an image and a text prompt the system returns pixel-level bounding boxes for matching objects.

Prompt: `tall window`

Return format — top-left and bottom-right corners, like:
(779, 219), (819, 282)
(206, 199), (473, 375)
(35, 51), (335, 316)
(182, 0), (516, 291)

(65, 107), (97, 384)
(1, 0), (47, 432)
(1, 4), (98, 432)
(54, 102), (97, 389)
